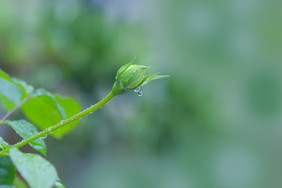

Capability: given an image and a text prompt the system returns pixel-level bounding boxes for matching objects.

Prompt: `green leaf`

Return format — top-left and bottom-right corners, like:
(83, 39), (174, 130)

(21, 95), (62, 138)
(0, 156), (16, 186)
(0, 185), (14, 188)
(5, 120), (46, 155)
(14, 174), (28, 188)
(52, 95), (81, 138)
(11, 78), (34, 95)
(32, 88), (50, 97)
(22, 91), (81, 139)
(33, 89), (67, 119)
(9, 147), (57, 188)
(0, 71), (25, 110)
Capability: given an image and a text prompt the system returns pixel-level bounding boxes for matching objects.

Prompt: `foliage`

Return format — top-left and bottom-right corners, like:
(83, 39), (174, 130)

(9, 147), (57, 188)
(5, 120), (47, 155)
(0, 60), (167, 187)
(0, 156), (15, 186)
(0, 69), (79, 187)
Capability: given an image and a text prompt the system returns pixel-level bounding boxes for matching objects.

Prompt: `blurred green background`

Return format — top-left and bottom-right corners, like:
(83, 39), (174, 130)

(1, 0), (282, 187)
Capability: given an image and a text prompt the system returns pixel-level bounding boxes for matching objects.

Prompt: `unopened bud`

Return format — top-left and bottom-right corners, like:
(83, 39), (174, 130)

(112, 59), (169, 96)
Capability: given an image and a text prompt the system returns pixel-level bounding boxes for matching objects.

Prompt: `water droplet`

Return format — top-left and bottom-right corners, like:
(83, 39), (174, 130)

(134, 86), (142, 93)
(41, 135), (47, 139)
(138, 91), (143, 96)
(60, 120), (64, 125)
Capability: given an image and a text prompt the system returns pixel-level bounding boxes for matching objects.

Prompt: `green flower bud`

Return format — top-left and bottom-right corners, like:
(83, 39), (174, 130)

(112, 59), (169, 96)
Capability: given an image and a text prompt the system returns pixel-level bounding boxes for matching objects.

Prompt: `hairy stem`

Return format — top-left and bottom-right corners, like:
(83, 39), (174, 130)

(0, 95), (32, 126)
(13, 91), (115, 149)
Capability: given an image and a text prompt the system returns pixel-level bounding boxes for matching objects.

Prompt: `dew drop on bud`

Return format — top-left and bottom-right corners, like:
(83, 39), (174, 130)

(138, 91), (143, 96)
(134, 86), (142, 93)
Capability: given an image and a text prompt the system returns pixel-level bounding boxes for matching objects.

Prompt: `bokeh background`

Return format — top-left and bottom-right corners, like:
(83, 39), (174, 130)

(1, 0), (282, 187)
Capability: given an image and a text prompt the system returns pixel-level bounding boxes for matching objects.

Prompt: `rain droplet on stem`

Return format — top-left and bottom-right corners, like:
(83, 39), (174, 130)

(41, 135), (47, 139)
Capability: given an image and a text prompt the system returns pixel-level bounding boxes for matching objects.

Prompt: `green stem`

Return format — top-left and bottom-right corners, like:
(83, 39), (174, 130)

(13, 91), (115, 149)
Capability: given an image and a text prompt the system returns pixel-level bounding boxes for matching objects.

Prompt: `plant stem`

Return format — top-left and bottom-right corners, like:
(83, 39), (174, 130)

(13, 91), (115, 149)
(0, 95), (32, 126)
